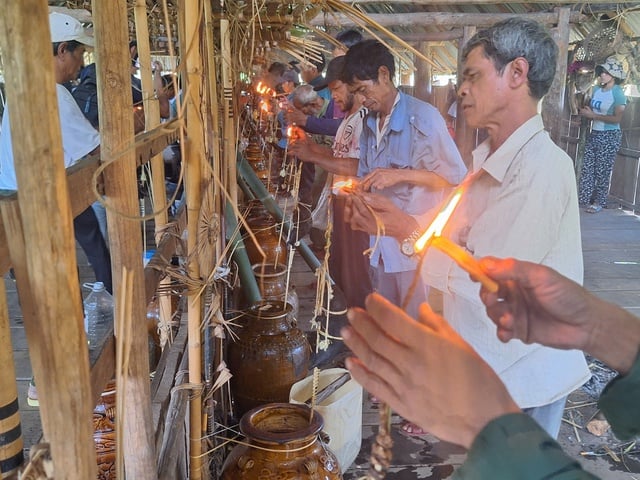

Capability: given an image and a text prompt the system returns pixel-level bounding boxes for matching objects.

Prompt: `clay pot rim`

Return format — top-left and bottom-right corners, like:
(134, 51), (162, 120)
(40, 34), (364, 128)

(247, 301), (291, 319)
(240, 403), (323, 444)
(251, 263), (287, 278)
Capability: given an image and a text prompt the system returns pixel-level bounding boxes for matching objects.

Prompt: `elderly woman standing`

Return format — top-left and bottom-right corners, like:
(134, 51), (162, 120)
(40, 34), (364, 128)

(578, 56), (627, 213)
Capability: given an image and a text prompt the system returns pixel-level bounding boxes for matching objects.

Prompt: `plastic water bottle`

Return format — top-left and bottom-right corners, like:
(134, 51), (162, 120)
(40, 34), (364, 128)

(83, 282), (114, 346)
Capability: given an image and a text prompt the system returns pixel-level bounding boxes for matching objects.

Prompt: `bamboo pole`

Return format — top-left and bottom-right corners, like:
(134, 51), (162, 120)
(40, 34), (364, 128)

(310, 11), (584, 28)
(135, 0), (169, 230)
(220, 18), (238, 207)
(92, 0), (156, 478)
(0, 271), (23, 478)
(134, 0), (174, 357)
(0, 1), (97, 477)
(203, 0), (222, 241)
(184, 0), (205, 477)
(414, 42), (432, 103)
(543, 7), (571, 145)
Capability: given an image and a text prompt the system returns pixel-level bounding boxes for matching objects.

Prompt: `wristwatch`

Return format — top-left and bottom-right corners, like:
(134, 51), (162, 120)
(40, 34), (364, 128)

(400, 228), (422, 257)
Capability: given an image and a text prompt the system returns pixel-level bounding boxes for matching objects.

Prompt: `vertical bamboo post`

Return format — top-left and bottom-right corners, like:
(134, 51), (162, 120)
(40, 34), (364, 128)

(455, 26), (477, 166)
(134, 0), (169, 230)
(92, 0), (156, 478)
(220, 18), (238, 206)
(134, 0), (174, 340)
(0, 1), (97, 477)
(0, 278), (24, 478)
(203, 0), (222, 225)
(184, 0), (205, 477)
(542, 7), (571, 145)
(414, 42), (432, 103)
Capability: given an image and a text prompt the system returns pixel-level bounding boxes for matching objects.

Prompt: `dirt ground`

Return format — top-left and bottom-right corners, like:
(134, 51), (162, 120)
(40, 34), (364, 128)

(559, 390), (639, 479)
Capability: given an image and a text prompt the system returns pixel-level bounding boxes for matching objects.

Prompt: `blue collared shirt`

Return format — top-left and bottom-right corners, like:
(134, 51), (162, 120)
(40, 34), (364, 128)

(358, 91), (466, 272)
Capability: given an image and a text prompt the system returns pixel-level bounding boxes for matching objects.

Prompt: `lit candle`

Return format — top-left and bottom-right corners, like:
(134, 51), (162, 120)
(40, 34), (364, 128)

(332, 179), (357, 193)
(430, 236), (499, 293)
(414, 188), (463, 252)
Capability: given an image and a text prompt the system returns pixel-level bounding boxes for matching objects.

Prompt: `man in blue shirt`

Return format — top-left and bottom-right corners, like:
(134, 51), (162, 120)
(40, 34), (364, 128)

(342, 40), (466, 319)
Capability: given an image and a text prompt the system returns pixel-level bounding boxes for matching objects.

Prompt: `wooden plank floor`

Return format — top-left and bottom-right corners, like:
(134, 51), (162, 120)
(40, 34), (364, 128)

(5, 206), (640, 478)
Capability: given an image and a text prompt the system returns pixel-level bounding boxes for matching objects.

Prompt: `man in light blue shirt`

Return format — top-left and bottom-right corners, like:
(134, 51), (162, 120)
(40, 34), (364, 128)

(343, 40), (466, 319)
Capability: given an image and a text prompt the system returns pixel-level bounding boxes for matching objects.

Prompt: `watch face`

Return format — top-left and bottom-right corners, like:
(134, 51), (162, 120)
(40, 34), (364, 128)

(401, 240), (415, 256)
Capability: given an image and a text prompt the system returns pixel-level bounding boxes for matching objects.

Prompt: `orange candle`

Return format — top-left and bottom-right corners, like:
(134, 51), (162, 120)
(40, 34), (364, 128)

(430, 236), (499, 293)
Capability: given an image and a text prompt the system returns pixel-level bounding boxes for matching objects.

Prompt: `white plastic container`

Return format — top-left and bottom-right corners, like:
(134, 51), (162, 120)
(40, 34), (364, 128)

(289, 368), (363, 473)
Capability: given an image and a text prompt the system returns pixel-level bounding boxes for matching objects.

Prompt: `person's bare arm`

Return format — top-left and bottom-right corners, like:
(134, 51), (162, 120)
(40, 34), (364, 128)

(579, 104), (626, 125)
(361, 168), (452, 191)
(288, 134), (358, 176)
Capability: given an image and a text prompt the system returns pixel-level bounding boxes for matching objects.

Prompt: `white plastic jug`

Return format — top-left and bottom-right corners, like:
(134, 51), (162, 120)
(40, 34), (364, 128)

(290, 368), (363, 473)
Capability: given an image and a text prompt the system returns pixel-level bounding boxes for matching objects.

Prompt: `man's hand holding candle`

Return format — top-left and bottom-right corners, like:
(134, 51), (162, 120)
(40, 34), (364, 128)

(344, 191), (419, 240)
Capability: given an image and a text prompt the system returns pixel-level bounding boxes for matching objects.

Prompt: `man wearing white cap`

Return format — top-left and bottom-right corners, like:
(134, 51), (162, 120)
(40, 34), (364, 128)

(578, 56), (627, 213)
(0, 11), (112, 407)
(0, 11), (111, 292)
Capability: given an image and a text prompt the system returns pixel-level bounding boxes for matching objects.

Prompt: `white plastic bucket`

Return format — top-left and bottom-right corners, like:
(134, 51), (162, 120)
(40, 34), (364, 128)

(289, 368), (363, 473)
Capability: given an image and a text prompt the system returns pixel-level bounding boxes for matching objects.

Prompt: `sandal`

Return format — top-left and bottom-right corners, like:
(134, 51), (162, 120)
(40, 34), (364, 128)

(586, 204), (602, 214)
(400, 421), (428, 436)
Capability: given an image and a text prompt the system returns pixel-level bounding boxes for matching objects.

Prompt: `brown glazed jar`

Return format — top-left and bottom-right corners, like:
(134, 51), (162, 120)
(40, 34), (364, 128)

(252, 263), (299, 318)
(221, 403), (342, 480)
(93, 380), (117, 480)
(244, 216), (286, 266)
(227, 302), (310, 417)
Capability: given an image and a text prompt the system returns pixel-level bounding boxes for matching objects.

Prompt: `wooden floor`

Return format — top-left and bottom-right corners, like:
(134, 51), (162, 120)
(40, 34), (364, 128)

(5, 205), (640, 478)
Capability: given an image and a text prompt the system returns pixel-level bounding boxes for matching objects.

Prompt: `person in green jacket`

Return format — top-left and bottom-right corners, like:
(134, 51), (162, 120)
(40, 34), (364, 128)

(341, 257), (639, 479)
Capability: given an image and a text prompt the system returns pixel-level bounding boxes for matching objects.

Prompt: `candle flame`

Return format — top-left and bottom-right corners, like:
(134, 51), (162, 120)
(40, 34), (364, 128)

(287, 126), (294, 138)
(333, 179), (356, 192)
(414, 187), (463, 252)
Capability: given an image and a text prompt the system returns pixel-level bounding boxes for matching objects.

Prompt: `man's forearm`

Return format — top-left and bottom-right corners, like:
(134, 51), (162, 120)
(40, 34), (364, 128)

(588, 299), (640, 375)
(305, 152), (358, 176)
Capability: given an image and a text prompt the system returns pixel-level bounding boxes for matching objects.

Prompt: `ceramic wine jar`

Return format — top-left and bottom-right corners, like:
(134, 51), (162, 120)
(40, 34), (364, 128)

(221, 403), (342, 479)
(93, 380), (117, 480)
(243, 215), (286, 266)
(251, 263), (299, 318)
(227, 301), (310, 417)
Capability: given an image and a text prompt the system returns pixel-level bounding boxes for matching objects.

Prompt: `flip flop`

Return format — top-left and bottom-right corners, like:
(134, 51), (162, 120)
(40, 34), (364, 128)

(400, 421), (428, 436)
(586, 205), (602, 213)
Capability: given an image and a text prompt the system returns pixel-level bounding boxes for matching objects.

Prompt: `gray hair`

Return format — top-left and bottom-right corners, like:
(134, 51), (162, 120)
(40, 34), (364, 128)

(291, 84), (319, 106)
(462, 18), (557, 100)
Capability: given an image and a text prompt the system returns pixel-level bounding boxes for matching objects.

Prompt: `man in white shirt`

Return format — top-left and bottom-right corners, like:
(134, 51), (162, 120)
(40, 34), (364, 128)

(0, 11), (111, 294)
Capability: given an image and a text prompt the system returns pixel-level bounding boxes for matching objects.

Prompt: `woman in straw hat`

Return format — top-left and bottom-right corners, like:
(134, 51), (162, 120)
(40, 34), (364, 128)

(578, 56), (627, 213)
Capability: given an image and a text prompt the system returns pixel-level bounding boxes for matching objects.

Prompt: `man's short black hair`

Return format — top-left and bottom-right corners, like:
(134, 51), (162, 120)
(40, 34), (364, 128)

(268, 62), (288, 77)
(52, 40), (83, 57)
(335, 29), (363, 49)
(342, 39), (395, 84)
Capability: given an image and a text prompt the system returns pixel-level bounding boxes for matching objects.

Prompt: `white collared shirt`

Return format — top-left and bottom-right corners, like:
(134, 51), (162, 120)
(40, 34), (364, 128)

(421, 114), (590, 408)
(0, 84), (100, 190)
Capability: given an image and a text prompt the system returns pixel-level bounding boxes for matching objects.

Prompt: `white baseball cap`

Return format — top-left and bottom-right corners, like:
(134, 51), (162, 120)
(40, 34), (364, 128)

(49, 12), (94, 47)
